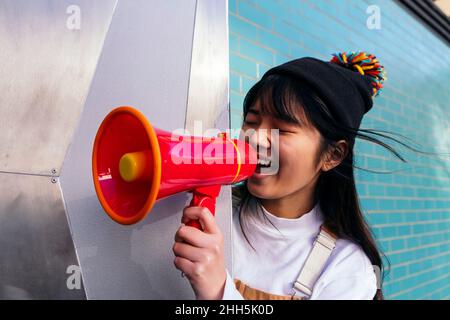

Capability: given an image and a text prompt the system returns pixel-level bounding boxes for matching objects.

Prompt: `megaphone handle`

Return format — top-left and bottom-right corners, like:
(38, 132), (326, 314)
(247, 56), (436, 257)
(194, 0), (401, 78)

(186, 185), (221, 230)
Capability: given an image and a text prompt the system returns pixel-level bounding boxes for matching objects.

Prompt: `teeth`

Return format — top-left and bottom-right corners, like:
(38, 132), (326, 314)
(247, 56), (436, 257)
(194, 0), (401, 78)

(257, 159), (271, 166)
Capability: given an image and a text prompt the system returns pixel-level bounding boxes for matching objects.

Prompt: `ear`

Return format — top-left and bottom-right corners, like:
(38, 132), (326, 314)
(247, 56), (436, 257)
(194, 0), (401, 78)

(321, 140), (349, 172)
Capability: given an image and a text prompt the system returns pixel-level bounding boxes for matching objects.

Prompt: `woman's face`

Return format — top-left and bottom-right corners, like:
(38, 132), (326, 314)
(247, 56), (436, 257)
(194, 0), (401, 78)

(241, 99), (324, 200)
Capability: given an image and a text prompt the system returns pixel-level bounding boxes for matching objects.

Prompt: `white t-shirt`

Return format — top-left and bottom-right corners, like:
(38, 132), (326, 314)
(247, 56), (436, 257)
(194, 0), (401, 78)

(222, 197), (378, 300)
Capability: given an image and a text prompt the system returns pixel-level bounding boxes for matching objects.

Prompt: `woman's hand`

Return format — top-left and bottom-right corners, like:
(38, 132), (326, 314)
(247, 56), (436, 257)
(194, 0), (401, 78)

(173, 206), (227, 300)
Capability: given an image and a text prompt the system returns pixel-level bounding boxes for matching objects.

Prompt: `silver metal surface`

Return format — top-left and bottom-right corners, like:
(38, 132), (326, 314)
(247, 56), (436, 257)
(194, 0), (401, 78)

(185, 0), (230, 133)
(0, 0), (117, 300)
(0, 0), (117, 176)
(0, 0), (230, 299)
(185, 0), (233, 281)
(60, 0), (230, 299)
(0, 173), (86, 300)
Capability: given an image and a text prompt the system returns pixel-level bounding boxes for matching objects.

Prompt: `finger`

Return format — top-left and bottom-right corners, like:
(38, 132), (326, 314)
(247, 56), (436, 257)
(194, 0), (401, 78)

(182, 206), (220, 234)
(181, 212), (190, 224)
(175, 225), (211, 248)
(181, 207), (200, 226)
(172, 242), (207, 262)
(173, 256), (195, 279)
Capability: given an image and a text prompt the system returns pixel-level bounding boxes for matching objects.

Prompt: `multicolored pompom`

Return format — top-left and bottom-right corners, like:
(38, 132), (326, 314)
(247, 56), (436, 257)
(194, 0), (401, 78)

(330, 51), (387, 97)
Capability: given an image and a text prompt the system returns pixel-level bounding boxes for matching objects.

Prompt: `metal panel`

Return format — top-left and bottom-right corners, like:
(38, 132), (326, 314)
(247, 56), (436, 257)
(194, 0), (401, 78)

(185, 0), (230, 132)
(0, 0), (117, 176)
(60, 0), (224, 299)
(185, 0), (233, 281)
(0, 173), (85, 300)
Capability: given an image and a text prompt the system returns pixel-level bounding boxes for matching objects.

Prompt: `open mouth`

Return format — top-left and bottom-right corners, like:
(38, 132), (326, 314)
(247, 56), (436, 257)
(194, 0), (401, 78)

(255, 154), (272, 174)
(257, 157), (271, 168)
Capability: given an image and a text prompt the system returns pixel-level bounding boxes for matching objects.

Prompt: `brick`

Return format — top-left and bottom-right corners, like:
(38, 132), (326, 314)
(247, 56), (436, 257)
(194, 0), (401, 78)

(229, 0), (450, 300)
(239, 0), (274, 30)
(239, 38), (274, 66)
(230, 54), (257, 78)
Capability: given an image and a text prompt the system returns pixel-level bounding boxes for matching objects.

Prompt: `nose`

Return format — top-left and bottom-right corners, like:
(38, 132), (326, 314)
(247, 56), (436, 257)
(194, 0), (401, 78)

(245, 127), (271, 154)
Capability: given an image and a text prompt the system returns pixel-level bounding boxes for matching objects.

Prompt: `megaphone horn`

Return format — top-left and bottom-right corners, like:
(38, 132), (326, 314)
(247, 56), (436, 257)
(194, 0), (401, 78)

(92, 106), (257, 228)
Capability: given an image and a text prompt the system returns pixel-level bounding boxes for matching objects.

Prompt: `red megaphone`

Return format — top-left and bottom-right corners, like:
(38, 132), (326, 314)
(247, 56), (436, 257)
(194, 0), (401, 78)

(92, 106), (257, 227)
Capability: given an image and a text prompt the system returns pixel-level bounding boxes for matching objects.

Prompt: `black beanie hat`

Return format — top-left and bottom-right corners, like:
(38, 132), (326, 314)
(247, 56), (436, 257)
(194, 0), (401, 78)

(261, 52), (386, 131)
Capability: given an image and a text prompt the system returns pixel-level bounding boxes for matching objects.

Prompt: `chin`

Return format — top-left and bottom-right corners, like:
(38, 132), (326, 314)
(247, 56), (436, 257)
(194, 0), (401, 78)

(247, 178), (277, 199)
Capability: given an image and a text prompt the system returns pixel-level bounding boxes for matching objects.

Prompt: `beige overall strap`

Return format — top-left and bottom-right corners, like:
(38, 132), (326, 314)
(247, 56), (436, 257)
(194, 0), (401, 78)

(293, 225), (337, 298)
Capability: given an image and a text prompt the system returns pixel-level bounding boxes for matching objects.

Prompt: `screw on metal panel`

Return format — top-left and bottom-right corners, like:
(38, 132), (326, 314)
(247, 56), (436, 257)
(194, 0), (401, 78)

(51, 178), (58, 184)
(51, 169), (58, 175)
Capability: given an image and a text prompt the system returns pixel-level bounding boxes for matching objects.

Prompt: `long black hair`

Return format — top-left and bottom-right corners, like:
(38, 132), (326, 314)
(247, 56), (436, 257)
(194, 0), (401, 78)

(233, 73), (422, 300)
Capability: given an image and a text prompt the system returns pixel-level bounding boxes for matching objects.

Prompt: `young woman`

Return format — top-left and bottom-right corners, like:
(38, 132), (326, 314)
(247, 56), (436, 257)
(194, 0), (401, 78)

(173, 51), (392, 300)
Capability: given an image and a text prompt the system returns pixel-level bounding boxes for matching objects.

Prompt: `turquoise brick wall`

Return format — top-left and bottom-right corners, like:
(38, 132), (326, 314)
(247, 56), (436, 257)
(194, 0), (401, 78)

(229, 0), (450, 299)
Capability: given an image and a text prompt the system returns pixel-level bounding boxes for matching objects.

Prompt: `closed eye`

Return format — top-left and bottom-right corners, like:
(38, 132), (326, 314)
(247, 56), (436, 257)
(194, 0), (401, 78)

(279, 130), (296, 134)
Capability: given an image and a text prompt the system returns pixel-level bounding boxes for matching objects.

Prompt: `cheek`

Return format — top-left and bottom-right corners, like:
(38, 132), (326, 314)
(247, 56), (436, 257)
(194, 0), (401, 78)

(278, 139), (319, 173)
(272, 141), (321, 196)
